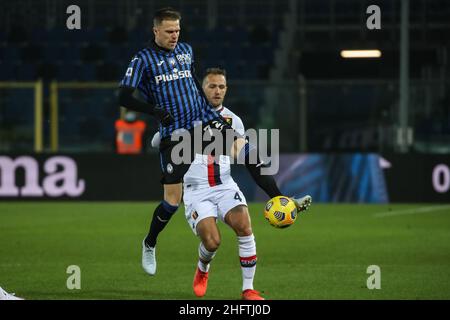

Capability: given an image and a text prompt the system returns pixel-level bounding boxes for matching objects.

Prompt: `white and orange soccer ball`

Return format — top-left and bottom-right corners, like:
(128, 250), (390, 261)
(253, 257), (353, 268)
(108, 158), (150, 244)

(264, 196), (298, 228)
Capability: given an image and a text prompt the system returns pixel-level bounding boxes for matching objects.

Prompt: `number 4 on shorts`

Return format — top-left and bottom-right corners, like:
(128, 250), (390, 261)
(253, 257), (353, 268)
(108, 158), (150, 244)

(234, 192), (242, 202)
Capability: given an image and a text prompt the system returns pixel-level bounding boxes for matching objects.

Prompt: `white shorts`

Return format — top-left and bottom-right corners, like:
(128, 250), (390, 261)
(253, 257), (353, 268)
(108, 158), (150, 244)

(184, 181), (247, 235)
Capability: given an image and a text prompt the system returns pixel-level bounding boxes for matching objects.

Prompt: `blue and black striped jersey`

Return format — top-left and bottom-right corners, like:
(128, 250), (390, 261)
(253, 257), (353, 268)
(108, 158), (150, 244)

(119, 41), (218, 138)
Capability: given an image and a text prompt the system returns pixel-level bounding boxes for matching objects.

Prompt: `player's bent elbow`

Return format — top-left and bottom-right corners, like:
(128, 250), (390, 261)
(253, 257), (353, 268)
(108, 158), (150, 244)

(117, 87), (133, 108)
(231, 138), (247, 159)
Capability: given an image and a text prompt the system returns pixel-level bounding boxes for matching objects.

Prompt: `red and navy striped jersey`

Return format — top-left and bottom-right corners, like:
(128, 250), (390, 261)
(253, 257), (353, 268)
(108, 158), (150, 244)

(119, 41), (218, 138)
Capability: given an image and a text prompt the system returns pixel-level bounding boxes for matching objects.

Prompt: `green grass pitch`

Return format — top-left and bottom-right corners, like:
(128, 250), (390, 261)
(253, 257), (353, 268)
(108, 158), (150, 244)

(1, 202), (450, 300)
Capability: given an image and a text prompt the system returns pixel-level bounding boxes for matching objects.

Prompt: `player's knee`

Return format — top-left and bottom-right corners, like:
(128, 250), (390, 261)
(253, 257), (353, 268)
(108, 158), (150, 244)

(164, 193), (181, 206)
(227, 206), (252, 236)
(203, 235), (221, 252)
(157, 200), (179, 220)
(229, 215), (252, 236)
(164, 197), (180, 207)
(164, 186), (182, 206)
(234, 225), (253, 237)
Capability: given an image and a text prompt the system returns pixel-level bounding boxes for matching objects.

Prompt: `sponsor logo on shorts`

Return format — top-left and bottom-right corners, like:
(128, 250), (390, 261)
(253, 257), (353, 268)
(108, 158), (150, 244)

(166, 163), (173, 174)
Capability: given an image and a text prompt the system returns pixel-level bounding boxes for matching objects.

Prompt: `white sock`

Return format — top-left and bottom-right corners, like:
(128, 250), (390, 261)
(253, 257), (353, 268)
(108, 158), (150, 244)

(198, 242), (216, 273)
(238, 234), (257, 291)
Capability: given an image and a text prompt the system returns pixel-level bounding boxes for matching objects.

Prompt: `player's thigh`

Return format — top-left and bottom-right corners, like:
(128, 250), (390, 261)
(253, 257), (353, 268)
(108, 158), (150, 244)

(224, 205), (252, 236)
(216, 185), (247, 219)
(163, 183), (182, 205)
(216, 185), (250, 234)
(185, 194), (218, 237)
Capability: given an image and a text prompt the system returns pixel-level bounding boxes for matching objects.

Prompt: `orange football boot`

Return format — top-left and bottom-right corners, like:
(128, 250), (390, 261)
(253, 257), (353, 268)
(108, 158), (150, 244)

(193, 267), (209, 297)
(242, 289), (265, 300)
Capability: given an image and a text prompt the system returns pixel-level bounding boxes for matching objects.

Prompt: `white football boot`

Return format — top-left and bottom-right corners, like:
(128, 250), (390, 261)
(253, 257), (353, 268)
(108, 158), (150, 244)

(292, 195), (312, 213)
(142, 240), (157, 276)
(0, 286), (24, 300)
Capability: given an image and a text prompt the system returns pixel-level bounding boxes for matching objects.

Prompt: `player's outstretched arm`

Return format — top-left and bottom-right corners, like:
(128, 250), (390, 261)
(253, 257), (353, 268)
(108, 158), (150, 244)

(118, 87), (174, 126)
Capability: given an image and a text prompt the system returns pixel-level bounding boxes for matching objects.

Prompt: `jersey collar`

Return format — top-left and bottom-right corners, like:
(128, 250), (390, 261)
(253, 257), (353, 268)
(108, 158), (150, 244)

(150, 40), (175, 54)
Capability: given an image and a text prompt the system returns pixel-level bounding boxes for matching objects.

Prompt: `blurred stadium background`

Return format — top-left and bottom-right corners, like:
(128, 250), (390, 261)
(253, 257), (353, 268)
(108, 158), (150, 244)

(1, 0), (449, 202)
(1, 0), (449, 154)
(1, 0), (450, 300)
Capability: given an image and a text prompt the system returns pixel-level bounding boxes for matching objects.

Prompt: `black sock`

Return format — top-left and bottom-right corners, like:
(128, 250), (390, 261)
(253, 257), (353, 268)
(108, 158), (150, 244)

(239, 143), (282, 199)
(246, 164), (282, 198)
(144, 200), (178, 248)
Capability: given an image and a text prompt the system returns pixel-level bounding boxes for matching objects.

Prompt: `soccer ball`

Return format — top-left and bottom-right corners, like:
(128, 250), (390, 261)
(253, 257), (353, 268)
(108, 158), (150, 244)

(264, 196), (298, 228)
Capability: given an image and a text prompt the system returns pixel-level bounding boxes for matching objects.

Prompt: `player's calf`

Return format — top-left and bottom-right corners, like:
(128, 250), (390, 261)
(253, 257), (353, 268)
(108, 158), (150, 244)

(197, 217), (221, 252)
(145, 200), (179, 248)
(238, 234), (258, 294)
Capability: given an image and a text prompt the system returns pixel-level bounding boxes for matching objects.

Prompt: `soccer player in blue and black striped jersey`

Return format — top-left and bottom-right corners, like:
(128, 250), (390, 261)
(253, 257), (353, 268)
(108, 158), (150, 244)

(118, 8), (223, 276)
(118, 8), (301, 277)
(118, 22), (218, 139)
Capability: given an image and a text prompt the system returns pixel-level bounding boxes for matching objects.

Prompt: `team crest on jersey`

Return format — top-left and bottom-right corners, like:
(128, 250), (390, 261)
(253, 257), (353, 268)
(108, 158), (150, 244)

(169, 58), (176, 66)
(192, 211), (198, 220)
(223, 117), (233, 126)
(176, 53), (192, 65)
